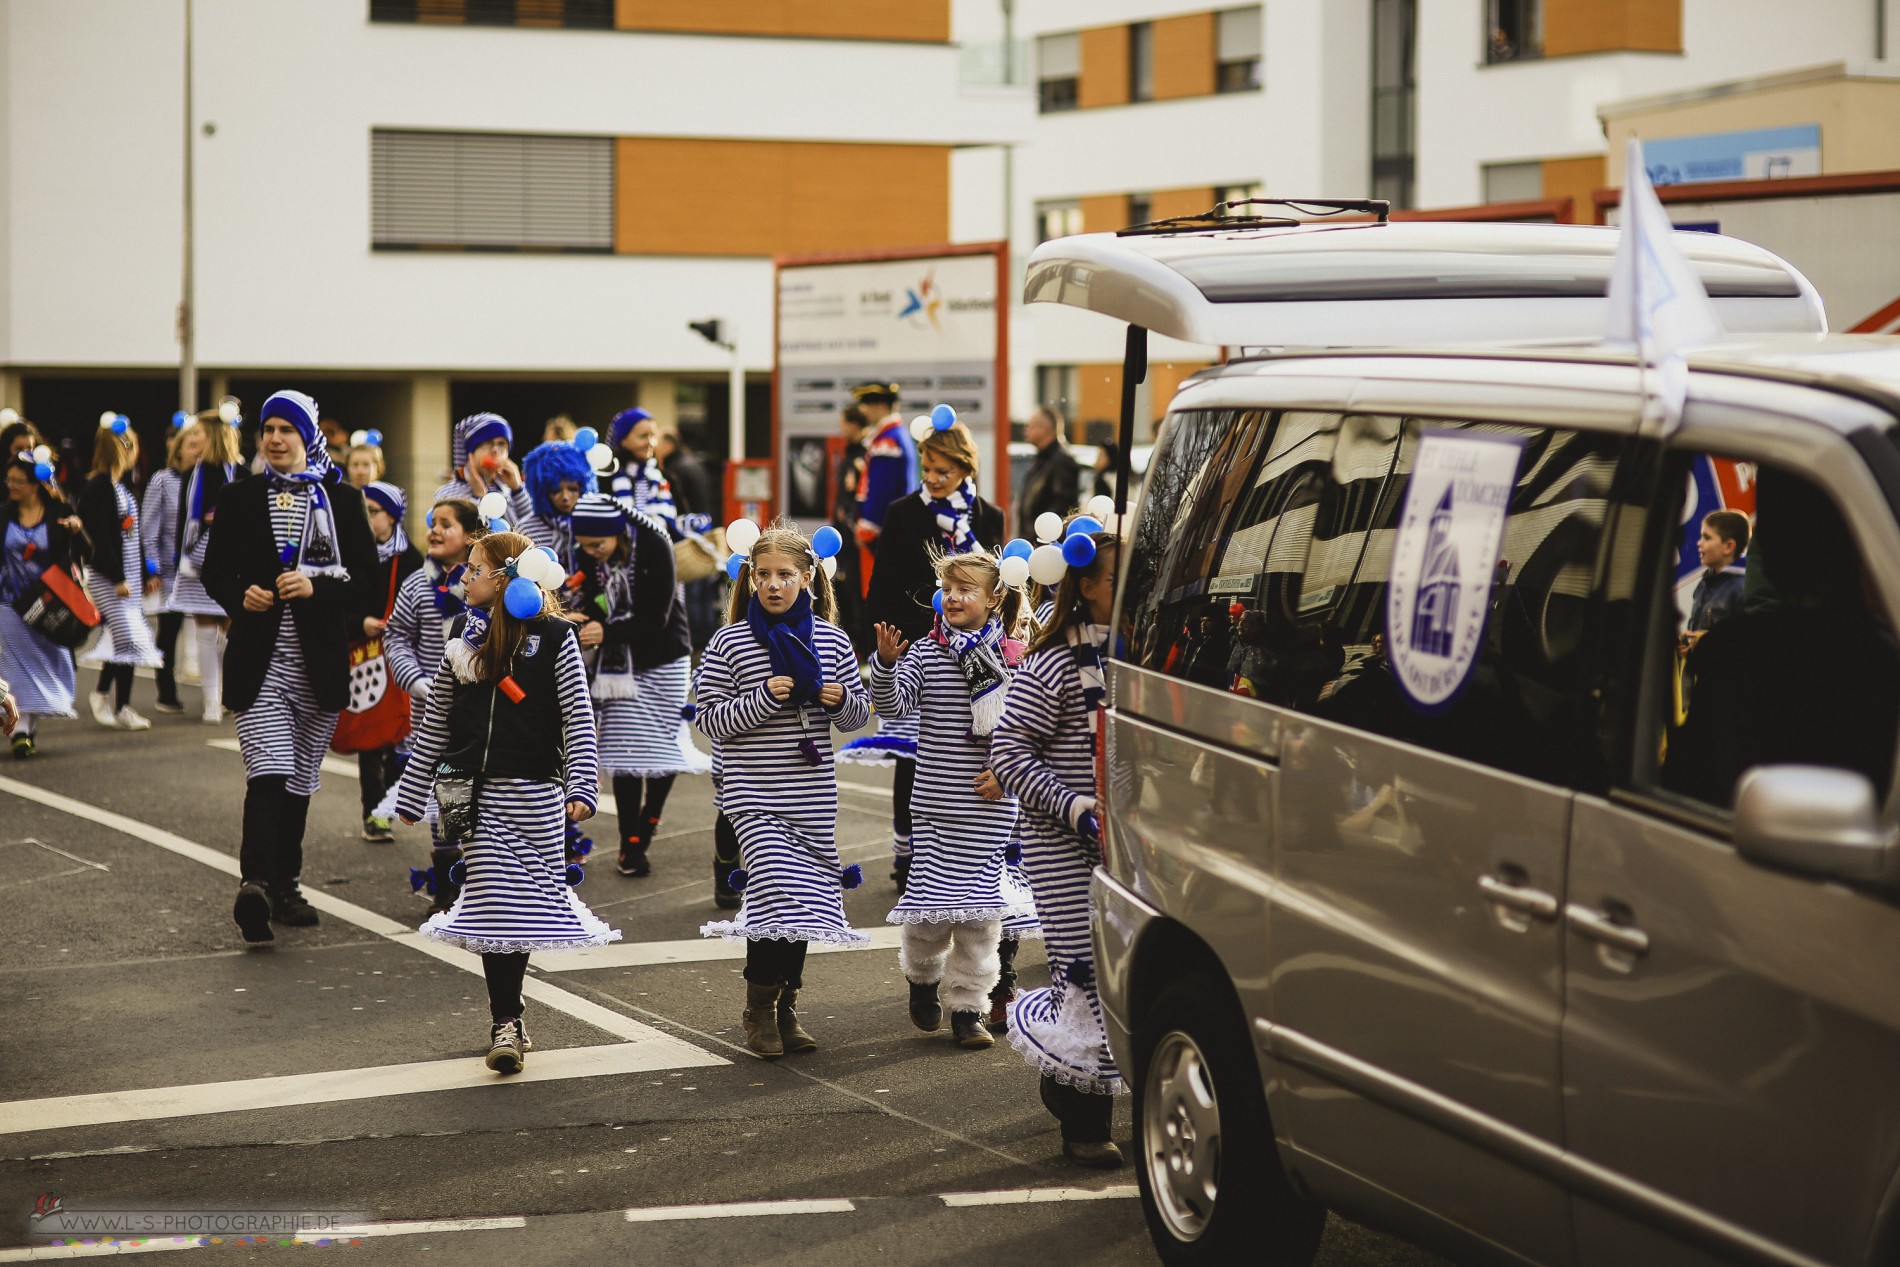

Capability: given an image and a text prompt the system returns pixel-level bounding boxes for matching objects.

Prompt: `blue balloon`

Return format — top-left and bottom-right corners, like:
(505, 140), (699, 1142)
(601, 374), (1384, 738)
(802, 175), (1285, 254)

(725, 552), (745, 580)
(811, 524), (843, 560)
(932, 589), (944, 614)
(1067, 515), (1104, 537)
(171, 409), (189, 429)
(572, 426), (598, 451)
(1001, 538), (1033, 561)
(365, 428), (383, 447)
(488, 516), (510, 533)
(1062, 533), (1098, 568)
(32, 462), (52, 482)
(930, 403), (956, 431)
(504, 575), (543, 619)
(110, 415), (129, 435)
(424, 508), (435, 528)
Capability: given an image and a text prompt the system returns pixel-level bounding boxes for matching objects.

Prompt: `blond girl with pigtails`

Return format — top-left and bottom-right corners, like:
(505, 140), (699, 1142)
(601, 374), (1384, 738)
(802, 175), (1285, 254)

(695, 521), (870, 1058)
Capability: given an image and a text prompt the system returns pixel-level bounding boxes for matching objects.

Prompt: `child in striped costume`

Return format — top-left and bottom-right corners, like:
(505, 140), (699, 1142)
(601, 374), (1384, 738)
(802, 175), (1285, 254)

(605, 408), (679, 539)
(696, 523), (870, 1058)
(434, 413), (533, 527)
(872, 550), (1034, 1051)
(394, 530), (618, 1075)
(142, 416), (201, 713)
(990, 530), (1125, 1169)
(172, 410), (245, 723)
(383, 497), (484, 911)
(77, 414), (163, 730)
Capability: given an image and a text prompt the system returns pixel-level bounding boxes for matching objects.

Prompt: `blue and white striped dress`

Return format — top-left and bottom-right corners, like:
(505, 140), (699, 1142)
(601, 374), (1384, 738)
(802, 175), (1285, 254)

(0, 520), (76, 719)
(872, 638), (1033, 926)
(140, 468), (181, 613)
(232, 482), (345, 796)
(169, 463), (235, 618)
(384, 561), (461, 734)
(989, 641), (1123, 1096)
(433, 480), (532, 529)
(695, 616), (872, 946)
(86, 481), (162, 667)
(610, 460), (678, 539)
(588, 542), (712, 780)
(393, 623), (619, 954)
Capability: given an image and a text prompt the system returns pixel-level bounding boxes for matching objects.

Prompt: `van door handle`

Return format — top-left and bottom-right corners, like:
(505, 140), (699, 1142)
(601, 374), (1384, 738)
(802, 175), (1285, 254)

(1477, 873), (1558, 932)
(1566, 901), (1650, 972)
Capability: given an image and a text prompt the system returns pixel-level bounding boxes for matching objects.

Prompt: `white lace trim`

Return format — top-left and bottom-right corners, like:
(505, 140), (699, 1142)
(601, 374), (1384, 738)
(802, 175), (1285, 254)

(417, 925), (623, 955)
(698, 920), (872, 947)
(1005, 1022), (1126, 1096)
(886, 906), (1035, 926)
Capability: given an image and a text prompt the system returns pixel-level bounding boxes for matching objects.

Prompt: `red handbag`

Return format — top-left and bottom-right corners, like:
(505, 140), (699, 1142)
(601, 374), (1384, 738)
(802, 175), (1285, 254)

(330, 558), (411, 754)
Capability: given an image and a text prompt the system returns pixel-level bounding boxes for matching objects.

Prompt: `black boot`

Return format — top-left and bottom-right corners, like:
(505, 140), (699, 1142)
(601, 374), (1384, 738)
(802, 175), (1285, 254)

(987, 935), (1020, 1030)
(429, 844), (463, 915)
(951, 1010), (994, 1049)
(232, 882), (273, 944)
(269, 882), (320, 927)
(1039, 1074), (1122, 1168)
(269, 792), (318, 927)
(712, 813), (742, 909)
(908, 979), (942, 1032)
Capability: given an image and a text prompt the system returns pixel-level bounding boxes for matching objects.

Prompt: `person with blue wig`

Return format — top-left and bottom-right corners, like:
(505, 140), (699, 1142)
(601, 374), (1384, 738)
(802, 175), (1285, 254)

(519, 439), (597, 596)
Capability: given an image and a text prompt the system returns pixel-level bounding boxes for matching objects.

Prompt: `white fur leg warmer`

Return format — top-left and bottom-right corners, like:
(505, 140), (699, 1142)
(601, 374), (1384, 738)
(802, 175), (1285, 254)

(899, 919), (953, 984)
(941, 919), (1002, 1015)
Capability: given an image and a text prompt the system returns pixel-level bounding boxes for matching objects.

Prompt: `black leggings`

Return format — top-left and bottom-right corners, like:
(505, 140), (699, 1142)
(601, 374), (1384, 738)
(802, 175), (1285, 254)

(358, 747), (400, 817)
(743, 937), (808, 990)
(154, 610), (184, 704)
(892, 756), (916, 852)
(482, 951), (530, 1023)
(95, 663), (133, 710)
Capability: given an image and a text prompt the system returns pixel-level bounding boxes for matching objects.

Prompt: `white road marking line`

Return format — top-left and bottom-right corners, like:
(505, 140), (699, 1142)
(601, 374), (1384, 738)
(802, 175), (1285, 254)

(622, 1198), (856, 1223)
(0, 1242), (199, 1261)
(0, 1216), (534, 1261)
(0, 1045), (684, 1136)
(937, 1185), (1139, 1207)
(538, 925), (904, 971)
(0, 776), (724, 1071)
(298, 1216), (527, 1240)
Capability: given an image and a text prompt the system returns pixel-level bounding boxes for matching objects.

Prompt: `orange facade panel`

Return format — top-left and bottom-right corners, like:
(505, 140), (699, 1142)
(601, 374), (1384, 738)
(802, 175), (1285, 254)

(1542, 154), (1605, 222)
(1079, 24), (1132, 109)
(1074, 359), (1213, 441)
(1152, 12), (1217, 100)
(1151, 186), (1216, 221)
(614, 138), (948, 257)
(1544, 0), (1681, 56)
(614, 0), (948, 42)
(1078, 194), (1131, 234)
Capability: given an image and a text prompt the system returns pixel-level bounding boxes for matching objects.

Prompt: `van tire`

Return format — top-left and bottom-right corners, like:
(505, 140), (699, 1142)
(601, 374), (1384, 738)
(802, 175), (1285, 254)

(1132, 975), (1326, 1266)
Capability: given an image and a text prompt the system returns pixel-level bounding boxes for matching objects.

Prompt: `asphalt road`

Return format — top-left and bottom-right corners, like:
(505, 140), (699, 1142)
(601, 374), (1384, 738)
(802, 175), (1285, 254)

(0, 672), (1452, 1266)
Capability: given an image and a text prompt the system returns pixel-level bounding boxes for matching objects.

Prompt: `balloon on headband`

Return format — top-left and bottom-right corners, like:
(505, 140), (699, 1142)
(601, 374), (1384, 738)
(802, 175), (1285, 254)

(1086, 495), (1116, 521)
(932, 589), (944, 614)
(1068, 515), (1105, 537)
(171, 410), (190, 429)
(478, 491), (509, 528)
(217, 397), (241, 425)
(1063, 533), (1098, 567)
(1034, 512), (1063, 544)
(503, 575), (544, 619)
(572, 426), (599, 451)
(587, 443), (615, 472)
(725, 518), (760, 555)
(349, 428), (384, 448)
(98, 411), (129, 435)
(32, 445), (51, 465)
(810, 525), (842, 560)
(0, 408), (17, 425)
(908, 416), (933, 444)
(998, 554), (1030, 587)
(725, 552), (745, 580)
(1001, 538), (1033, 561)
(1028, 543), (1068, 586)
(32, 460), (54, 483)
(930, 403), (957, 431)
(820, 555), (837, 579)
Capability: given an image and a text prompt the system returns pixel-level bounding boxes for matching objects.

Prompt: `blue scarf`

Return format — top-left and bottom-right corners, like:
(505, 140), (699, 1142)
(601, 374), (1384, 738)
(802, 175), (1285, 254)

(428, 560), (467, 618)
(924, 477), (979, 554)
(1067, 619), (1109, 735)
(746, 590), (821, 706)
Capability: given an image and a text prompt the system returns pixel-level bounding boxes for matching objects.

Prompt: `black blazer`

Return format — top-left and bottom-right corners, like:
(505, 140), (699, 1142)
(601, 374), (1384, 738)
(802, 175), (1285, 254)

(864, 492), (1006, 641)
(200, 475), (381, 713)
(77, 475), (132, 583)
(585, 512), (692, 669)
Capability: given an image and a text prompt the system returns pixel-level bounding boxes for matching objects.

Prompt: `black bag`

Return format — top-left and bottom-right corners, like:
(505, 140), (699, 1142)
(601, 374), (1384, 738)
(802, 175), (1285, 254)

(12, 563), (101, 649)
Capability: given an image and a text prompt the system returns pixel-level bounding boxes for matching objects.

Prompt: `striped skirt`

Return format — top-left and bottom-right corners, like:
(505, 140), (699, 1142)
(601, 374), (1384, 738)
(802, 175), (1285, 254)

(1006, 818), (1124, 1096)
(0, 606), (75, 718)
(419, 778), (622, 954)
(888, 815), (1035, 926)
(595, 656), (712, 779)
(700, 809), (869, 947)
(85, 574), (163, 667)
(167, 568), (224, 618)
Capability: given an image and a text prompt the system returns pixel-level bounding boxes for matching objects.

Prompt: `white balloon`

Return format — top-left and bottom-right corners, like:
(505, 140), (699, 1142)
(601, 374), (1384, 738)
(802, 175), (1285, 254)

(513, 552), (547, 585)
(725, 518), (760, 554)
(587, 442), (614, 471)
(350, 430), (369, 448)
(31, 445), (50, 464)
(1028, 543), (1068, 586)
(1086, 495), (1116, 521)
(98, 410), (117, 429)
(0, 409), (17, 425)
(820, 555), (837, 579)
(1034, 511), (1063, 544)
(908, 417), (933, 444)
(218, 399), (241, 424)
(478, 491), (508, 520)
(998, 555), (1031, 588)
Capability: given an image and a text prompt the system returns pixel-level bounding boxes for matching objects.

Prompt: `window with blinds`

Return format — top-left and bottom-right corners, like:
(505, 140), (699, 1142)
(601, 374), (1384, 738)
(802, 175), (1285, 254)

(370, 129), (615, 251)
(368, 0), (614, 29)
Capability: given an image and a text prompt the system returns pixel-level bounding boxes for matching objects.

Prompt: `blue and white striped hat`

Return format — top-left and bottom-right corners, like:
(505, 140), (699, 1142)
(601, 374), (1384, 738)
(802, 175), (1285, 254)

(363, 480), (405, 522)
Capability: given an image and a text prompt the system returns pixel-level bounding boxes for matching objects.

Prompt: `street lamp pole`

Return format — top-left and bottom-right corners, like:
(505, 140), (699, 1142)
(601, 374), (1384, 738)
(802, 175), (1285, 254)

(727, 323), (745, 466)
(178, 0), (197, 415)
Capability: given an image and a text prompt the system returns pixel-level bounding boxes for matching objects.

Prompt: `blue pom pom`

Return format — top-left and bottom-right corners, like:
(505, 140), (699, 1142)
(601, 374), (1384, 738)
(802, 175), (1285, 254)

(572, 426), (598, 451)
(504, 575), (543, 618)
(1062, 534), (1098, 568)
(448, 859), (467, 886)
(144, 558), (160, 577)
(111, 415), (129, 435)
(680, 703), (697, 722)
(565, 863), (585, 888)
(810, 524), (843, 560)
(171, 409), (189, 429)
(1001, 538), (1033, 561)
(488, 516), (509, 534)
(930, 403), (956, 431)
(33, 461), (53, 483)
(1067, 516), (1104, 537)
(575, 837), (593, 857)
(727, 867), (749, 892)
(725, 552), (745, 580)
(932, 589), (944, 614)
(365, 429), (383, 447)
(408, 867), (430, 893)
(841, 863), (864, 889)
(1004, 840), (1022, 865)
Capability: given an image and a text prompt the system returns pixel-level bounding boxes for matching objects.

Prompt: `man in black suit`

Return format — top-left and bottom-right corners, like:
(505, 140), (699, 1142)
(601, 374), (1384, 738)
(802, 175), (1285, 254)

(203, 390), (380, 943)
(1014, 404), (1081, 536)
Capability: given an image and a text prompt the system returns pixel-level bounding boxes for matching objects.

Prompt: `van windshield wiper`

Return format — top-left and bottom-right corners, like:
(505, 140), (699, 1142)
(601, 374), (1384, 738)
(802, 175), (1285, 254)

(1117, 197), (1392, 237)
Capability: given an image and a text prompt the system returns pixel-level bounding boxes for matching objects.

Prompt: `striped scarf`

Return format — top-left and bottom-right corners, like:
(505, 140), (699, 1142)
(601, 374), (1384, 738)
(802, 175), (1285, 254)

(934, 614), (1014, 735)
(1066, 620), (1109, 735)
(923, 478), (978, 554)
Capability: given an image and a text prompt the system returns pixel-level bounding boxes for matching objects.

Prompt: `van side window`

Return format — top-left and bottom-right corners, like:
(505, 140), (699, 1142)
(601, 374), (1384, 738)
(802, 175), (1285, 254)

(1642, 454), (1900, 811)
(1301, 419), (1624, 790)
(1120, 409), (1340, 691)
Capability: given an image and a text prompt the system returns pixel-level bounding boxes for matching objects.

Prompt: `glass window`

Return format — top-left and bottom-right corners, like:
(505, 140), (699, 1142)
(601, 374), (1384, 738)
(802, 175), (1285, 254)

(1371, 0), (1416, 210)
(1216, 182), (1264, 214)
(1636, 454), (1899, 811)
(1129, 22), (1155, 103)
(1216, 6), (1262, 92)
(1486, 0), (1543, 63)
(1036, 200), (1083, 243)
(1126, 192), (1153, 228)
(1483, 160), (1543, 204)
(1038, 33), (1080, 112)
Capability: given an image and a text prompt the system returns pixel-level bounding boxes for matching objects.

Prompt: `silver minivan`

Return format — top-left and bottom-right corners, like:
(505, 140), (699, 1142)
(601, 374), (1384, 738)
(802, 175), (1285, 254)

(1031, 217), (1900, 1267)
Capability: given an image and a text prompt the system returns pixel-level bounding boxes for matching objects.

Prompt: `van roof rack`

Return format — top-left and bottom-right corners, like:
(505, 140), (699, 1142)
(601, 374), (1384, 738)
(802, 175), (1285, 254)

(1117, 197), (1391, 236)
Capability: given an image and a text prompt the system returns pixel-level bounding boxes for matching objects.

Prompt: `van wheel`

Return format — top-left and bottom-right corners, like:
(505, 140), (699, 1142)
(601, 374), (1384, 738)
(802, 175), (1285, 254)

(1133, 976), (1326, 1266)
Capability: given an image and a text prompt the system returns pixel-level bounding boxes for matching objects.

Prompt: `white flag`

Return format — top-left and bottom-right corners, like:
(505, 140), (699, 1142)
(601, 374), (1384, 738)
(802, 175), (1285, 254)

(1606, 136), (1723, 433)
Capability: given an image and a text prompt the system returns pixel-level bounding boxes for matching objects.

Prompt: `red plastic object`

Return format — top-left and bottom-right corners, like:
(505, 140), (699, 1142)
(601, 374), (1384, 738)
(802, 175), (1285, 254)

(497, 674), (525, 704)
(567, 570), (586, 590)
(121, 514), (135, 532)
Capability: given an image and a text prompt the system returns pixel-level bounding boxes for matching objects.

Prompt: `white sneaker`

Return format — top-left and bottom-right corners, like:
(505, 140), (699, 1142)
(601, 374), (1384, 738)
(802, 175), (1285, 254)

(114, 706), (151, 731)
(89, 692), (117, 728)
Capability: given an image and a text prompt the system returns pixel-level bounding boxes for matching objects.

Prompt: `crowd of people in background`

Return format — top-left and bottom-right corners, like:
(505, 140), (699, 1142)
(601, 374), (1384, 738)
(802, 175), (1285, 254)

(0, 383), (1125, 1166)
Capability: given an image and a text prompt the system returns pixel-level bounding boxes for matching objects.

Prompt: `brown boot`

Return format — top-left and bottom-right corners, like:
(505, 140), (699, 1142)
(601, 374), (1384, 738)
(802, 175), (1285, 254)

(742, 983), (784, 1058)
(776, 989), (818, 1053)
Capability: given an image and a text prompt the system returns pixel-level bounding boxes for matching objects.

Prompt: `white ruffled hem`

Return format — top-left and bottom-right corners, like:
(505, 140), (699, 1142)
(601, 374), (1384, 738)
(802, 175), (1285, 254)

(1005, 1024), (1126, 1096)
(417, 924), (623, 954)
(886, 905), (1035, 926)
(698, 920), (872, 947)
(93, 648), (165, 668)
(1006, 986), (1127, 1096)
